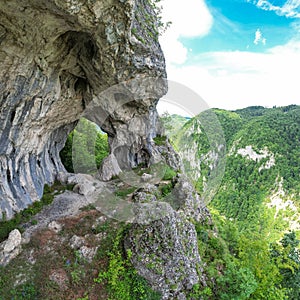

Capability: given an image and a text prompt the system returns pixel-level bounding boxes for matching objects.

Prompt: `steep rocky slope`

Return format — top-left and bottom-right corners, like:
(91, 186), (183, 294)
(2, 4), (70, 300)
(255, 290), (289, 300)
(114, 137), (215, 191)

(0, 1), (212, 299)
(170, 105), (300, 299)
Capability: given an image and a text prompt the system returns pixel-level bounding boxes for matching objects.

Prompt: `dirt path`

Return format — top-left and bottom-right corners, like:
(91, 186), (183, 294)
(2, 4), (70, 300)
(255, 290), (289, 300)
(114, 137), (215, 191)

(22, 175), (114, 242)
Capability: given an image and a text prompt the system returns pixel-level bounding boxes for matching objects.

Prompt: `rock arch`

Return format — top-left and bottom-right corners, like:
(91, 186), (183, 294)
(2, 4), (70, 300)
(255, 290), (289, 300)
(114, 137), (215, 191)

(0, 0), (167, 219)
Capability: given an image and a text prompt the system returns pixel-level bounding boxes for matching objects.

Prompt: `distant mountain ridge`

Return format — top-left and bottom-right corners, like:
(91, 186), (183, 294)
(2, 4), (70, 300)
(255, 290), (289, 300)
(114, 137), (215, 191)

(163, 104), (300, 232)
(169, 104), (300, 198)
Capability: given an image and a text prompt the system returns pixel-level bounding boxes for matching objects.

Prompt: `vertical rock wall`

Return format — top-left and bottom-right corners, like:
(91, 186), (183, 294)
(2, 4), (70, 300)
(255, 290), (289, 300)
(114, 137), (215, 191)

(0, 0), (167, 219)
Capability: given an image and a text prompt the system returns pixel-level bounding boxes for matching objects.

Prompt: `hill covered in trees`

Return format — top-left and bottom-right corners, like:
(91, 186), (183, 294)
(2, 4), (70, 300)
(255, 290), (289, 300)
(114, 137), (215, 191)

(165, 105), (300, 299)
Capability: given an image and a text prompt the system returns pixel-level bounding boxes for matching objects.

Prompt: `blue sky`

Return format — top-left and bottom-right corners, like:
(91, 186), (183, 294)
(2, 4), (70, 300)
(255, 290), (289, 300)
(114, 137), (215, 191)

(158, 0), (300, 112)
(183, 0), (293, 53)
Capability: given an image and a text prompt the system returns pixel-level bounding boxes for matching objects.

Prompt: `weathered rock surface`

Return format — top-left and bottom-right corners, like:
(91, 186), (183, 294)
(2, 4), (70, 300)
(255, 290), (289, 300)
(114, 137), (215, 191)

(125, 209), (205, 299)
(171, 174), (211, 223)
(0, 229), (22, 266)
(125, 175), (209, 298)
(22, 173), (108, 242)
(0, 0), (167, 219)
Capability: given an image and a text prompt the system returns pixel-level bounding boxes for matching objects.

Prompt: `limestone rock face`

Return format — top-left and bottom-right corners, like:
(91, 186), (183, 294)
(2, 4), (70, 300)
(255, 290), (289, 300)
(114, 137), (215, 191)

(0, 0), (166, 218)
(126, 211), (202, 299)
(0, 229), (22, 266)
(0, 1), (211, 296)
(125, 175), (210, 298)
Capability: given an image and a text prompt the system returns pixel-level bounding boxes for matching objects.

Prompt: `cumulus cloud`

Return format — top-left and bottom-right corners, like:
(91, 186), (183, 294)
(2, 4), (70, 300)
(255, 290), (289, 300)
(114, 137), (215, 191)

(165, 41), (300, 110)
(253, 0), (300, 18)
(158, 1), (300, 110)
(254, 28), (266, 45)
(159, 0), (213, 65)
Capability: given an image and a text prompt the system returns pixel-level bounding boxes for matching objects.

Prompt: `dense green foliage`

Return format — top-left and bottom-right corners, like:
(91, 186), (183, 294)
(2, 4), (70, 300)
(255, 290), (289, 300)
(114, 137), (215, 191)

(60, 118), (109, 173)
(95, 226), (161, 300)
(213, 109), (244, 144)
(234, 107), (299, 190)
(170, 105), (300, 299)
(213, 106), (300, 219)
(271, 231), (300, 299)
(153, 135), (167, 146)
(186, 208), (289, 299)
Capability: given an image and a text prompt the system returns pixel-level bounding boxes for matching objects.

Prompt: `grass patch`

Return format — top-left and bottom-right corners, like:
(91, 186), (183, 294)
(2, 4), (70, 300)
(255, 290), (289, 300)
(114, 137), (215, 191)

(153, 135), (167, 146)
(162, 166), (177, 181)
(159, 182), (173, 197)
(94, 226), (161, 300)
(92, 220), (111, 235)
(0, 252), (38, 300)
(80, 204), (96, 211)
(8, 282), (38, 300)
(115, 186), (136, 198)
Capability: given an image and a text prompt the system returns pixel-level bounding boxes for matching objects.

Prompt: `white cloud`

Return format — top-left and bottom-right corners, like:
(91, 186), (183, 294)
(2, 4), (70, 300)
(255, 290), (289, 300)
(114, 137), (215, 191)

(160, 0), (213, 37)
(254, 28), (266, 45)
(158, 1), (300, 110)
(254, 0), (300, 18)
(159, 0), (213, 65)
(164, 40), (300, 110)
(254, 28), (262, 44)
(160, 31), (188, 65)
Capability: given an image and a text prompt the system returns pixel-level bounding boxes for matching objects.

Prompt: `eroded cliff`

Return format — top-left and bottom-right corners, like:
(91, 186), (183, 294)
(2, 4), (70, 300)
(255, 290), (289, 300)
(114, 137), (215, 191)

(0, 0), (166, 218)
(0, 1), (211, 298)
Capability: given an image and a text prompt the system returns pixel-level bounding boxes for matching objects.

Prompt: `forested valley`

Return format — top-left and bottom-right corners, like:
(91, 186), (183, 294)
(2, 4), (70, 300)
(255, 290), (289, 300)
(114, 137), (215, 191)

(166, 105), (300, 299)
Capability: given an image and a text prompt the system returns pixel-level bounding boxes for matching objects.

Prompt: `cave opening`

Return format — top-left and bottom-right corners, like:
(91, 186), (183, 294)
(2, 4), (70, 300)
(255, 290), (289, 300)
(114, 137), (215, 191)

(60, 118), (109, 175)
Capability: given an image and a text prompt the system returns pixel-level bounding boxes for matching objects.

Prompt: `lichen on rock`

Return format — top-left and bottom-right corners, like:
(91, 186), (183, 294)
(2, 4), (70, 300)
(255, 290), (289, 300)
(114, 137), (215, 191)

(124, 174), (210, 298)
(0, 229), (22, 266)
(125, 205), (206, 299)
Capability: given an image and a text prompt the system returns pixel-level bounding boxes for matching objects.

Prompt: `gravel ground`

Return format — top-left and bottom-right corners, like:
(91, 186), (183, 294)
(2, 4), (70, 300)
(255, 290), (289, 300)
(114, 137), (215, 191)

(22, 175), (115, 242)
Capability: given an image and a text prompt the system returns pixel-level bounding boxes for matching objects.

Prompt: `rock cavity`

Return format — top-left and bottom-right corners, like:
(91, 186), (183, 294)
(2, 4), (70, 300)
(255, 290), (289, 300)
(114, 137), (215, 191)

(0, 0), (167, 218)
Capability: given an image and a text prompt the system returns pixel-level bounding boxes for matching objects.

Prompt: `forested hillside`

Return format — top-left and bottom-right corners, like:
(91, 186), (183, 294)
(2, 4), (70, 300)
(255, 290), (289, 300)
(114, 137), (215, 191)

(166, 105), (300, 299)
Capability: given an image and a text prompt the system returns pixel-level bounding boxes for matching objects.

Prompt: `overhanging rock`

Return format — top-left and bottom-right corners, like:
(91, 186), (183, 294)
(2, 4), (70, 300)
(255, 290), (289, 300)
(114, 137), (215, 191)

(0, 0), (167, 219)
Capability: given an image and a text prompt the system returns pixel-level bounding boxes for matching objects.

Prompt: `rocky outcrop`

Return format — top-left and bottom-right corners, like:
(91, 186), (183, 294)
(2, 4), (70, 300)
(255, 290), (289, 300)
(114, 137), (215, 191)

(126, 211), (203, 299)
(0, 229), (22, 266)
(125, 175), (210, 298)
(0, 0), (167, 219)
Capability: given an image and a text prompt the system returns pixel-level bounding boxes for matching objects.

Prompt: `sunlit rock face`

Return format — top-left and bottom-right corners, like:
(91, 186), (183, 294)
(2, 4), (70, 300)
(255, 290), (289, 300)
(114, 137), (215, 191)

(0, 0), (167, 218)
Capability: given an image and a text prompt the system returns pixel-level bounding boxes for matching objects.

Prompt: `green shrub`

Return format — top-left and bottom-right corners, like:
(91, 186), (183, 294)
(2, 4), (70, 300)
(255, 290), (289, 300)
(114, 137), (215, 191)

(162, 166), (177, 181)
(9, 282), (38, 300)
(94, 228), (161, 300)
(60, 118), (109, 174)
(115, 187), (136, 198)
(153, 135), (167, 146)
(160, 183), (173, 197)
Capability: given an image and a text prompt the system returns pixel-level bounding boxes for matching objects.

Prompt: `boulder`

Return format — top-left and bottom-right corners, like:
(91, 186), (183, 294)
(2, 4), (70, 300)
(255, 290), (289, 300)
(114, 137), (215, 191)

(0, 229), (22, 266)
